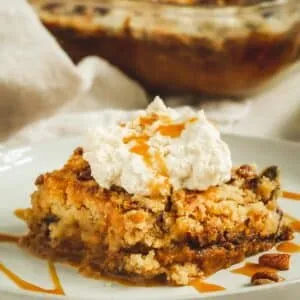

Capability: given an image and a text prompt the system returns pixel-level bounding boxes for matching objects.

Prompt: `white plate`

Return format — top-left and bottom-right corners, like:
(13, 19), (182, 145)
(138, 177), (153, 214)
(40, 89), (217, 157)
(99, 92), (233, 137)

(0, 135), (300, 300)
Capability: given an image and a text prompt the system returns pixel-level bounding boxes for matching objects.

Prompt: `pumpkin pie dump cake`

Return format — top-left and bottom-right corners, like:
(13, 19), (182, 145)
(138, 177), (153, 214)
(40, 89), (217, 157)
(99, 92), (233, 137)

(17, 98), (293, 285)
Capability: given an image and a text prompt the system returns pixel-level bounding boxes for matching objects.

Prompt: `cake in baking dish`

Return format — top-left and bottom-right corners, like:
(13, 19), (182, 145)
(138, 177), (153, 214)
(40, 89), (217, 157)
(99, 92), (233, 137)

(29, 0), (300, 96)
(30, 0), (300, 97)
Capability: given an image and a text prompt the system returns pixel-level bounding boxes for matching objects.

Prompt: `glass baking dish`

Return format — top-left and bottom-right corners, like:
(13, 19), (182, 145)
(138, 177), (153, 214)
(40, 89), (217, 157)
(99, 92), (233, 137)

(30, 0), (300, 97)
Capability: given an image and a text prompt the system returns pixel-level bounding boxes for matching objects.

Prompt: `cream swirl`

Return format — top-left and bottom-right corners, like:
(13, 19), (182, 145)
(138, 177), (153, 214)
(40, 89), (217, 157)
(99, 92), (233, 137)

(84, 97), (232, 196)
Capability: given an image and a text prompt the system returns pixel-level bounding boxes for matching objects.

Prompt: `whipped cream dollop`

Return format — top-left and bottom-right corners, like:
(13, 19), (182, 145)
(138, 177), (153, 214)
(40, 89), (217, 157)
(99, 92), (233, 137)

(84, 97), (232, 196)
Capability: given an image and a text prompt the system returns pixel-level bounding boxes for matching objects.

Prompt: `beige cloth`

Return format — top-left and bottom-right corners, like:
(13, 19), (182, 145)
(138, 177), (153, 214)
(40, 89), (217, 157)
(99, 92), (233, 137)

(0, 0), (148, 143)
(0, 0), (83, 140)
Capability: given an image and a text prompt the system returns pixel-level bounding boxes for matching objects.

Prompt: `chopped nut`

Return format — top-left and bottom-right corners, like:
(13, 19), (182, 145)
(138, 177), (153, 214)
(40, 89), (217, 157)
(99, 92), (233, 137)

(42, 3), (62, 12)
(259, 253), (290, 271)
(252, 278), (276, 285)
(73, 4), (86, 14)
(251, 271), (283, 285)
(165, 196), (172, 212)
(74, 147), (84, 156)
(236, 165), (256, 179)
(35, 174), (44, 185)
(261, 166), (279, 181)
(77, 166), (92, 181)
(245, 177), (259, 191)
(42, 214), (59, 225)
(94, 7), (110, 16)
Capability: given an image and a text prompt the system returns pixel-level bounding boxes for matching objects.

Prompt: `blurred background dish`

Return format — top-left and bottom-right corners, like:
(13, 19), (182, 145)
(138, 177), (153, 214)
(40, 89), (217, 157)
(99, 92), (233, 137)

(30, 0), (300, 97)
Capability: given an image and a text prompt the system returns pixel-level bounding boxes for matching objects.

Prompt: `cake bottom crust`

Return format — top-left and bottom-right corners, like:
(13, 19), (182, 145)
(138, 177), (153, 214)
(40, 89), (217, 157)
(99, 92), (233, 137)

(19, 226), (292, 286)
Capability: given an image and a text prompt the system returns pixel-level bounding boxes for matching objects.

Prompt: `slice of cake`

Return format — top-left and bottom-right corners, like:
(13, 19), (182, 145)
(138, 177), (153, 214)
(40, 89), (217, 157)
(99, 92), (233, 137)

(17, 98), (293, 285)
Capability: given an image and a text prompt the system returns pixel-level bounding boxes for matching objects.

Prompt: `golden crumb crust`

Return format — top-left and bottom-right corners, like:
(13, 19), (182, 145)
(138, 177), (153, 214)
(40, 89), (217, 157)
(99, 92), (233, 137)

(17, 147), (293, 285)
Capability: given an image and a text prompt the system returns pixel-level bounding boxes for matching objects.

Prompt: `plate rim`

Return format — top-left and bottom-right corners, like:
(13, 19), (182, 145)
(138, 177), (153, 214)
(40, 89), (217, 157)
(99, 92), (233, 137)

(0, 271), (300, 300)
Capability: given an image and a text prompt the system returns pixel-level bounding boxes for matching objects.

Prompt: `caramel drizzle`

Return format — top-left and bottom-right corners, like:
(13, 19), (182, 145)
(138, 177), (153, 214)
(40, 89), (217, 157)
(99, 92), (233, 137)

(0, 233), (64, 295)
(139, 115), (160, 127)
(124, 134), (170, 196)
(282, 190), (300, 232)
(130, 141), (150, 157)
(190, 279), (225, 293)
(291, 221), (300, 233)
(97, 275), (226, 293)
(0, 261), (64, 295)
(157, 123), (185, 138)
(0, 233), (19, 243)
(156, 117), (198, 138)
(231, 262), (278, 277)
(282, 191), (300, 201)
(277, 242), (300, 253)
(123, 135), (150, 144)
(284, 213), (300, 233)
(123, 135), (152, 168)
(123, 116), (199, 195)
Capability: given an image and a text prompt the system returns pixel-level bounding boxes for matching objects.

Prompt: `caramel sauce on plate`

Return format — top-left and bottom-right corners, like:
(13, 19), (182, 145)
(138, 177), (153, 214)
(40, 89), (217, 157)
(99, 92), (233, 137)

(190, 279), (225, 293)
(96, 273), (164, 288)
(0, 233), (19, 243)
(282, 190), (300, 232)
(291, 221), (300, 233)
(284, 213), (300, 233)
(0, 233), (64, 295)
(97, 273), (226, 293)
(276, 242), (300, 253)
(0, 261), (64, 295)
(282, 191), (300, 201)
(231, 262), (277, 277)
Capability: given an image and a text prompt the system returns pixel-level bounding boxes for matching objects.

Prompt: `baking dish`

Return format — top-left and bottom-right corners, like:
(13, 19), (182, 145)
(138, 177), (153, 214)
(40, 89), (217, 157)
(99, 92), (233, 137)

(30, 0), (300, 96)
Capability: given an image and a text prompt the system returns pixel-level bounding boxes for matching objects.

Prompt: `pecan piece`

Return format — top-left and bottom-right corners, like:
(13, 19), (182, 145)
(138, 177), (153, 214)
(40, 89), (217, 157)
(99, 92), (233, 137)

(42, 214), (59, 225)
(42, 3), (62, 12)
(259, 253), (290, 271)
(95, 7), (110, 16)
(165, 196), (172, 212)
(245, 177), (259, 191)
(236, 165), (256, 179)
(261, 166), (279, 181)
(73, 4), (86, 14)
(73, 147), (84, 156)
(77, 166), (92, 181)
(251, 271), (284, 285)
(35, 174), (44, 185)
